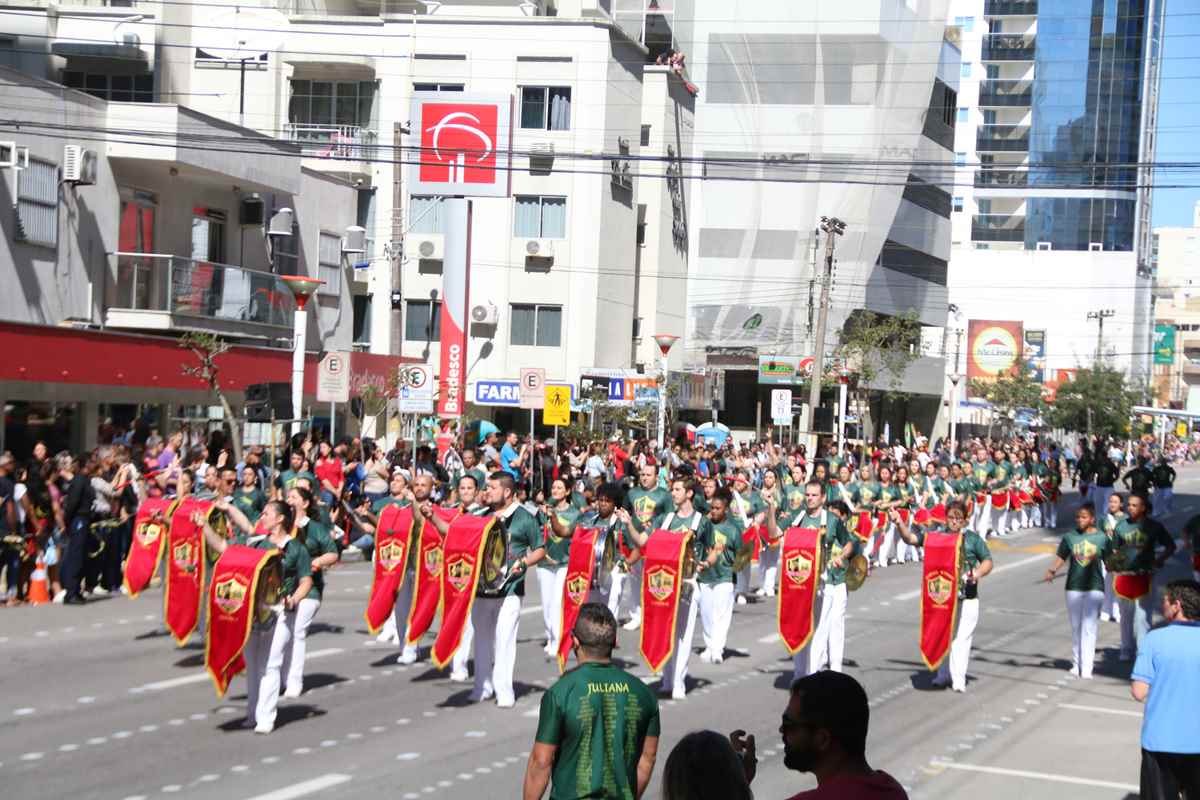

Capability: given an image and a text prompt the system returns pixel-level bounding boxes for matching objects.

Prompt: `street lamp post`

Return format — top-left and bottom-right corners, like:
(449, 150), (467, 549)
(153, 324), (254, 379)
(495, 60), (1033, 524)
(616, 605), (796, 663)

(653, 334), (679, 451)
(281, 275), (323, 436)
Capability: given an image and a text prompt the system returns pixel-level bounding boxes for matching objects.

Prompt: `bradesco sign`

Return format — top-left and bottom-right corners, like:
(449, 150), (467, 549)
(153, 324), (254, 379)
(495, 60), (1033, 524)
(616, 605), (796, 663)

(409, 93), (513, 198)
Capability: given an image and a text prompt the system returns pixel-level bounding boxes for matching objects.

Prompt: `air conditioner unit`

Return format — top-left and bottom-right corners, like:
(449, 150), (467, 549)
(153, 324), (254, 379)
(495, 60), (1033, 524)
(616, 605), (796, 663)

(530, 141), (554, 157)
(416, 234), (444, 260)
(0, 141), (15, 168)
(525, 238), (555, 258)
(62, 145), (97, 185)
(470, 303), (499, 325)
(343, 225), (367, 254)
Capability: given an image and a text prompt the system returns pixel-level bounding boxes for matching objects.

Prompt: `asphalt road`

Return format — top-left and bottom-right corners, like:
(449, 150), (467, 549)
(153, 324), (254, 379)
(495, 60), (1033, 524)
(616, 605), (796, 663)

(2, 472), (1196, 800)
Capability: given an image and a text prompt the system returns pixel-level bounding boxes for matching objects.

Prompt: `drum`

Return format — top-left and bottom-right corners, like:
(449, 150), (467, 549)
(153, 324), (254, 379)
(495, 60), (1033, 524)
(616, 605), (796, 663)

(590, 526), (618, 593)
(731, 532), (757, 574)
(477, 519), (511, 596)
(845, 555), (869, 592)
(254, 552), (284, 625)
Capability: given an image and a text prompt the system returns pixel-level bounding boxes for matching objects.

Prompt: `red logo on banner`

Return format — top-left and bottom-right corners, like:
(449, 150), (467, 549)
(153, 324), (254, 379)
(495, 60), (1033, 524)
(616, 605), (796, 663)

(420, 103), (499, 185)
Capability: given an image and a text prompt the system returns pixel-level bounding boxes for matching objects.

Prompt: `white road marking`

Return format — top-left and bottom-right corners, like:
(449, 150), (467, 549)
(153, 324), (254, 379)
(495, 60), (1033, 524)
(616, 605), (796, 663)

(930, 761), (1138, 791)
(1057, 703), (1142, 718)
(464, 730), (487, 738)
(14, 707), (35, 716)
(757, 632), (780, 644)
(397, 752), (421, 761)
(77, 696), (95, 704)
(893, 553), (1050, 600)
(243, 774), (352, 800)
(20, 752), (44, 761)
(129, 648), (343, 692)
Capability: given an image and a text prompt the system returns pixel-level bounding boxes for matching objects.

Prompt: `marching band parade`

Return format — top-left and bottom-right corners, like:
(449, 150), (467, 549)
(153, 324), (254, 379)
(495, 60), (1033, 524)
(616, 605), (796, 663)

(1, 427), (1197, 799)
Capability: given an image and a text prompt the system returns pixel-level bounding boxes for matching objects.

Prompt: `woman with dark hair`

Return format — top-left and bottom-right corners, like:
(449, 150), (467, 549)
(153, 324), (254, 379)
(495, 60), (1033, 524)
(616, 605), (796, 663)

(201, 499), (311, 734)
(661, 730), (754, 800)
(281, 486), (339, 697)
(56, 452), (94, 605)
(536, 478), (579, 658)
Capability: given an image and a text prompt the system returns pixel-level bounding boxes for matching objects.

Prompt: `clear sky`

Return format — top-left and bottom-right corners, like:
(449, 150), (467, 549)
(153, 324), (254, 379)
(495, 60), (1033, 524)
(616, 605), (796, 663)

(1151, 5), (1200, 228)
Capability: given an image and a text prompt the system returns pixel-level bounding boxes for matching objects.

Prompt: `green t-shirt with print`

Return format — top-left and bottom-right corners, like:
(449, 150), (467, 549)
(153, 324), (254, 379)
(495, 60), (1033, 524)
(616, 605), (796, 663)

(699, 516), (741, 586)
(779, 485), (806, 523)
(652, 510), (716, 568)
(1112, 516), (1173, 574)
(275, 469), (317, 494)
(232, 487), (266, 523)
(539, 504), (581, 570)
(993, 461), (1011, 490)
(572, 510), (638, 555)
(234, 532), (312, 599)
(780, 509), (856, 586)
(851, 480), (879, 511)
(534, 661), (661, 800)
(298, 518), (339, 601)
(625, 487), (674, 533)
(971, 462), (995, 493)
(371, 495), (410, 515)
(1056, 531), (1112, 592)
(485, 505), (542, 598)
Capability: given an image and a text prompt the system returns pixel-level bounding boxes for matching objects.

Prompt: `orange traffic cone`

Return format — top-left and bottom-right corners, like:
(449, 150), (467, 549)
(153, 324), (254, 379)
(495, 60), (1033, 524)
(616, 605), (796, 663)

(28, 561), (50, 605)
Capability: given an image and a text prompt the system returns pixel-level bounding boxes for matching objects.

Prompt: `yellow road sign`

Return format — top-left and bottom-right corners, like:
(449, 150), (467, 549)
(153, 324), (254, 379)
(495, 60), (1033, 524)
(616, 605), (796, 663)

(543, 385), (571, 426)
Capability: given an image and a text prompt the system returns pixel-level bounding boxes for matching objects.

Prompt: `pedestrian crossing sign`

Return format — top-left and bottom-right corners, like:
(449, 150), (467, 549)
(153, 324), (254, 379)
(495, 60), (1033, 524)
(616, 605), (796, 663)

(543, 385), (571, 426)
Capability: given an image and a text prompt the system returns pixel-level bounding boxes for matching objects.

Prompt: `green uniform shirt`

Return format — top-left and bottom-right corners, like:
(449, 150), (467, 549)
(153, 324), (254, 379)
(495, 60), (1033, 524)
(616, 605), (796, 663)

(234, 532), (312, 599)
(276, 469), (317, 494)
(488, 504), (541, 598)
(570, 490), (588, 511)
(539, 504), (580, 570)
(371, 495), (411, 515)
(699, 516), (741, 585)
(298, 518), (339, 601)
(777, 485), (805, 523)
(782, 509), (856, 586)
(652, 510), (716, 568)
(1112, 516), (1173, 574)
(534, 661), (661, 800)
(911, 528), (991, 598)
(232, 487), (266, 523)
(1056, 531), (1112, 592)
(625, 487), (674, 533)
(852, 480), (880, 512)
(992, 461), (1010, 490)
(573, 511), (637, 554)
(692, 494), (711, 514)
(877, 484), (903, 510)
(971, 462), (995, 493)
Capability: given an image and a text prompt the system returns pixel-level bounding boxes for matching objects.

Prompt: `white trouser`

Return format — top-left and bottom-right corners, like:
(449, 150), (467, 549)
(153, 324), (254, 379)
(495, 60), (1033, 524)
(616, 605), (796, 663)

(1042, 500), (1057, 529)
(536, 566), (566, 652)
(1119, 589), (1154, 658)
(894, 524), (916, 563)
(608, 561), (642, 621)
(1102, 564), (1120, 620)
(735, 563), (752, 595)
(452, 619), (473, 678)
(792, 582), (848, 678)
(973, 501), (991, 537)
(936, 597), (979, 691)
(759, 545), (779, 595)
(1154, 487), (1173, 516)
(1031, 502), (1042, 528)
(993, 504), (1009, 535)
(876, 523), (897, 567)
(1093, 487), (1113, 522)
(661, 584), (699, 694)
(392, 570), (419, 661)
(471, 594), (521, 704)
(1065, 590), (1103, 678)
(697, 581), (735, 657)
(243, 609), (293, 730)
(1017, 503), (1030, 529)
(282, 597), (320, 694)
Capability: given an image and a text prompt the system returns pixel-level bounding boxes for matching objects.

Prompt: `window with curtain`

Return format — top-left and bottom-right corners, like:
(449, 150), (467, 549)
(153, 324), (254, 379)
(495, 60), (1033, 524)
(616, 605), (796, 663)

(62, 71), (154, 103)
(509, 303), (562, 347)
(288, 80), (376, 128)
(16, 158), (58, 247)
(513, 195), (567, 238)
(318, 232), (342, 296)
(352, 294), (372, 348)
(409, 195), (447, 234)
(519, 86), (571, 130)
(404, 300), (441, 343)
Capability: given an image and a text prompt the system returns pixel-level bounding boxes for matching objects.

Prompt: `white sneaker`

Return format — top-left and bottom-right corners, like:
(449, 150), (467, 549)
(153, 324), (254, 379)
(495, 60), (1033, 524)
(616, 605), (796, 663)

(377, 629), (400, 645)
(449, 670), (469, 683)
(91, 586), (110, 597)
(496, 698), (515, 709)
(754, 588), (767, 597)
(622, 613), (642, 631)
(951, 685), (966, 693)
(699, 649), (713, 663)
(282, 687), (302, 699)
(396, 650), (418, 665)
(52, 590), (66, 604)
(469, 689), (495, 703)
(710, 654), (724, 665)
(254, 723), (274, 734)
(343, 545), (361, 556)
(671, 686), (686, 701)
(735, 595), (747, 606)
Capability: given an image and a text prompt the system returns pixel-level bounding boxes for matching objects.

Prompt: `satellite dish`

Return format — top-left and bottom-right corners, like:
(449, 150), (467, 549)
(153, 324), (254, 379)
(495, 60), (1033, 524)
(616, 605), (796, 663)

(192, 7), (288, 61)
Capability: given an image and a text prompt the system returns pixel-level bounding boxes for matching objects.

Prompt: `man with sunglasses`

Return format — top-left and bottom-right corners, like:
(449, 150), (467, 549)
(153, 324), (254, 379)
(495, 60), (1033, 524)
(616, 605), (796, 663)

(523, 603), (660, 800)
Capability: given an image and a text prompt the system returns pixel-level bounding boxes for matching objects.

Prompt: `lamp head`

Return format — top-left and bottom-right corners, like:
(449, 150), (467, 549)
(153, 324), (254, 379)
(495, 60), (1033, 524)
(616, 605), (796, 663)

(653, 334), (679, 356)
(281, 275), (323, 311)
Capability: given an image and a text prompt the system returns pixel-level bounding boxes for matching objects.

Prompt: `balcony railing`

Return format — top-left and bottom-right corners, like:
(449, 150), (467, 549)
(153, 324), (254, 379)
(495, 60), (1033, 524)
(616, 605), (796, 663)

(106, 253), (295, 330)
(985, 0), (1037, 15)
(284, 123), (377, 161)
(978, 80), (1032, 107)
(972, 214), (1026, 242)
(976, 124), (1030, 152)
(981, 34), (1036, 61)
(975, 168), (1029, 187)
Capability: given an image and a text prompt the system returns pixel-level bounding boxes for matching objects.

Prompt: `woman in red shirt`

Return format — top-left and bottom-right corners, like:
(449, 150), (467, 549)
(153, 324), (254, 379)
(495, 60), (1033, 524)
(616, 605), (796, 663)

(313, 440), (344, 507)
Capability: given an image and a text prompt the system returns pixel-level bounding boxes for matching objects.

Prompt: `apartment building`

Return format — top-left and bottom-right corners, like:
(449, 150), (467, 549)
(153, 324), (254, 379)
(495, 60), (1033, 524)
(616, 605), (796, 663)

(1151, 202), (1200, 410)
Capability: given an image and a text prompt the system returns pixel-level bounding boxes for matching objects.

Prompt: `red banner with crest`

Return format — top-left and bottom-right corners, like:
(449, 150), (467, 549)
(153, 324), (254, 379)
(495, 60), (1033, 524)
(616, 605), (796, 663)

(557, 527), (600, 672)
(205, 544), (276, 697)
(406, 506), (457, 646)
(639, 530), (692, 673)
(777, 527), (822, 654)
(919, 531), (963, 670)
(122, 497), (176, 597)
(431, 514), (495, 668)
(164, 498), (209, 646)
(364, 505), (415, 635)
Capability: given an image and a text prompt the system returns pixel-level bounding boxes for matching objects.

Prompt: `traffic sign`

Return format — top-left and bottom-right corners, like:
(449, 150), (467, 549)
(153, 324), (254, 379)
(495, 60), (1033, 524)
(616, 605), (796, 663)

(519, 367), (546, 409)
(317, 351), (351, 403)
(770, 388), (792, 422)
(543, 385), (571, 426)
(398, 364), (434, 414)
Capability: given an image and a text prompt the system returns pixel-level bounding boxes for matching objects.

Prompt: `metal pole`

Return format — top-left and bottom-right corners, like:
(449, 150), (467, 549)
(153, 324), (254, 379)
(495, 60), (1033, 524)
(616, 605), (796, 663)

(330, 401), (335, 444)
(657, 348), (667, 450)
(238, 58), (246, 128)
(390, 121), (405, 356)
(808, 217), (844, 452)
(291, 307), (306, 437)
(837, 380), (847, 452)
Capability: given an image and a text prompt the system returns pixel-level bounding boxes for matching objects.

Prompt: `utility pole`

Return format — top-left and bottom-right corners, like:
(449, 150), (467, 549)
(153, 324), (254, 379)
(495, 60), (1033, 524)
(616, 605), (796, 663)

(948, 326), (963, 456)
(807, 216), (846, 453)
(1087, 308), (1115, 364)
(390, 121), (405, 356)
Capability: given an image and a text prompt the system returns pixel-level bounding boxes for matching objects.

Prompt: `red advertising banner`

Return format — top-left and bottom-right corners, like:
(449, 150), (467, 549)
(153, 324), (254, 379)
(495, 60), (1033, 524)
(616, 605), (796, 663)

(164, 498), (210, 646)
(431, 514), (495, 668)
(122, 497), (175, 598)
(436, 200), (471, 418)
(205, 545), (276, 697)
(777, 527), (822, 654)
(406, 506), (458, 646)
(638, 530), (692, 673)
(966, 319), (1023, 396)
(557, 527), (600, 672)
(919, 532), (963, 670)
(364, 504), (415, 635)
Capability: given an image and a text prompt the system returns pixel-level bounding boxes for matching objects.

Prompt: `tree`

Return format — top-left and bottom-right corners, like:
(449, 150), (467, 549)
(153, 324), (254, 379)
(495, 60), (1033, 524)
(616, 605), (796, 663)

(969, 372), (1044, 435)
(831, 310), (921, 442)
(179, 332), (242, 463)
(1044, 365), (1143, 437)
(351, 369), (402, 441)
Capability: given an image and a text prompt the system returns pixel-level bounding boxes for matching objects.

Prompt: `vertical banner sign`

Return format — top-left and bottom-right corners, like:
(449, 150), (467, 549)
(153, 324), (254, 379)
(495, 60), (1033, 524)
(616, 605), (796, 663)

(557, 526), (601, 672)
(919, 532), (963, 670)
(1022, 330), (1046, 383)
(966, 320), (1023, 397)
(1154, 323), (1177, 365)
(437, 198), (472, 418)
